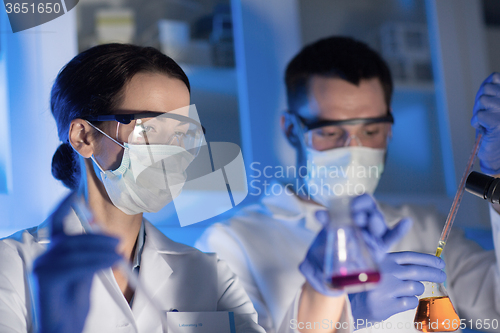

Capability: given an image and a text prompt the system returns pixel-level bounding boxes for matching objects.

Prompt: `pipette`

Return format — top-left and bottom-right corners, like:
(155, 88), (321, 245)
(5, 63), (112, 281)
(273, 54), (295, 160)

(435, 133), (483, 257)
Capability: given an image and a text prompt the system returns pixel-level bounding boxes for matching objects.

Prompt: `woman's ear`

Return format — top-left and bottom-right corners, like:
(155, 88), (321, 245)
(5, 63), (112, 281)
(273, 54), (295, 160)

(281, 112), (301, 148)
(69, 119), (95, 158)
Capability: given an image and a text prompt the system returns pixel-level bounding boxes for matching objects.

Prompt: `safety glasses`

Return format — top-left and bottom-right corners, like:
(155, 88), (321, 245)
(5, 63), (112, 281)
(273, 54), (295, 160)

(293, 112), (394, 151)
(85, 105), (206, 156)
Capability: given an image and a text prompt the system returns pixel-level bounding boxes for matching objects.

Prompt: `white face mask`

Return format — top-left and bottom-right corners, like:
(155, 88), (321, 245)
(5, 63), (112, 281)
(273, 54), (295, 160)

(305, 146), (385, 206)
(88, 123), (195, 215)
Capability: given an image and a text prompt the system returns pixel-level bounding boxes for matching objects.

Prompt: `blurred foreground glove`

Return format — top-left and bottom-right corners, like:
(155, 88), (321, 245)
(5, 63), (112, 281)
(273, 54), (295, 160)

(32, 194), (121, 333)
(299, 194), (412, 297)
(349, 251), (446, 325)
(471, 72), (500, 175)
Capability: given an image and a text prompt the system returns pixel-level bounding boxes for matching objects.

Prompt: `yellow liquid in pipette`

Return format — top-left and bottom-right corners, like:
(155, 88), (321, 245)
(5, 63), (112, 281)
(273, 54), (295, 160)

(434, 134), (482, 260)
(435, 241), (445, 257)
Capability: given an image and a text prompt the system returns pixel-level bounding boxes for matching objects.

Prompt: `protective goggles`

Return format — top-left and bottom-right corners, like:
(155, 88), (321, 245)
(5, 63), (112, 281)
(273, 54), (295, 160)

(85, 105), (206, 156)
(293, 112), (394, 151)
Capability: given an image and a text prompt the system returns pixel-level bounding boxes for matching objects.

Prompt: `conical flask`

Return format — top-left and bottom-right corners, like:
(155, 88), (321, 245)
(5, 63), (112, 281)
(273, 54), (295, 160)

(413, 281), (460, 332)
(323, 196), (381, 293)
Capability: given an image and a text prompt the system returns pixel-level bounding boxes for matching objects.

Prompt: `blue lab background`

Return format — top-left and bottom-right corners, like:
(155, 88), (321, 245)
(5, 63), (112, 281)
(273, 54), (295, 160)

(0, 0), (497, 247)
(0, 1), (498, 332)
(3, 0), (497, 237)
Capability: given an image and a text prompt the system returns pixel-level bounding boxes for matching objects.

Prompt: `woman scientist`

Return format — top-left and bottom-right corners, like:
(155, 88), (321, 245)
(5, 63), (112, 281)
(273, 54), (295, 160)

(0, 43), (268, 333)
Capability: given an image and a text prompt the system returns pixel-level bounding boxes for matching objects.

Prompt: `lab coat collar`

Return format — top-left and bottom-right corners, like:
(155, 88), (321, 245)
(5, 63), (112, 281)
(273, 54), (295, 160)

(131, 220), (200, 321)
(143, 219), (198, 255)
(92, 220), (189, 325)
(132, 221), (145, 273)
(259, 181), (325, 233)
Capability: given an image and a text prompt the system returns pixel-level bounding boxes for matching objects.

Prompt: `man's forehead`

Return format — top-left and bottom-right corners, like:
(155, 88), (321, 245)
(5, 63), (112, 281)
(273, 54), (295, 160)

(298, 76), (387, 121)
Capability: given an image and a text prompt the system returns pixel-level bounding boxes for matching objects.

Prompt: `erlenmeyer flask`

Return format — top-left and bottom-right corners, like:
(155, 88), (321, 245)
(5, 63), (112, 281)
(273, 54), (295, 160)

(414, 281), (460, 332)
(323, 197), (381, 293)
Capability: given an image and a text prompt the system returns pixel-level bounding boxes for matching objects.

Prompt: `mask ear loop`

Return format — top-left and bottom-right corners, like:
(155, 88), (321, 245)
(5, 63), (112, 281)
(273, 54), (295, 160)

(287, 113), (309, 149)
(85, 120), (126, 149)
(85, 120), (126, 173)
(287, 113), (313, 196)
(90, 155), (105, 173)
(386, 126), (393, 146)
(116, 122), (121, 143)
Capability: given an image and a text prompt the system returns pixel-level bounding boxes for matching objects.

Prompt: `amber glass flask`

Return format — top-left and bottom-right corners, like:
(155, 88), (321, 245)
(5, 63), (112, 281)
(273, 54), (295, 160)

(414, 281), (460, 332)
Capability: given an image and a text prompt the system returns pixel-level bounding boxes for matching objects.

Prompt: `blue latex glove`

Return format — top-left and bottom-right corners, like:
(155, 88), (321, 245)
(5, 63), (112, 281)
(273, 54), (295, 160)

(349, 252), (446, 326)
(299, 194), (412, 297)
(32, 193), (121, 333)
(471, 72), (500, 175)
(350, 194), (412, 263)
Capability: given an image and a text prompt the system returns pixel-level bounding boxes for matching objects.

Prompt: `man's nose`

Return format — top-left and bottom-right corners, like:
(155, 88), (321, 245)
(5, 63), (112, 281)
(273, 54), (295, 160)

(344, 134), (362, 147)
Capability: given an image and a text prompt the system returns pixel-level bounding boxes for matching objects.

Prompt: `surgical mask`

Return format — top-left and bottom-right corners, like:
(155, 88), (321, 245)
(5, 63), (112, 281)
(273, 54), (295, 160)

(89, 122), (194, 215)
(305, 146), (385, 206)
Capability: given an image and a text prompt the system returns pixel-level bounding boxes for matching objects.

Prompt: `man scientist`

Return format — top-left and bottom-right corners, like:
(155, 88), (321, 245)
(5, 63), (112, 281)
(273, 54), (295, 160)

(196, 36), (500, 332)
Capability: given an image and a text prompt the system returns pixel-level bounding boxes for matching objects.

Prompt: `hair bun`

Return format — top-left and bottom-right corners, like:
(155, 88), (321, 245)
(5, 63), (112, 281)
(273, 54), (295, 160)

(51, 143), (80, 190)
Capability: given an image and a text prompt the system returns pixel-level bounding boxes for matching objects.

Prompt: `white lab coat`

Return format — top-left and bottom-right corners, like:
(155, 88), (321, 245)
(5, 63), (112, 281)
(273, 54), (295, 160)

(0, 206), (265, 333)
(196, 182), (500, 333)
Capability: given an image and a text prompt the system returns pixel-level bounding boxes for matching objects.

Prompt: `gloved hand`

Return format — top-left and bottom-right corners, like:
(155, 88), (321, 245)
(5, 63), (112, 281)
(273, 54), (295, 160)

(350, 193), (412, 263)
(349, 251), (446, 325)
(32, 193), (121, 333)
(471, 72), (500, 175)
(299, 194), (412, 297)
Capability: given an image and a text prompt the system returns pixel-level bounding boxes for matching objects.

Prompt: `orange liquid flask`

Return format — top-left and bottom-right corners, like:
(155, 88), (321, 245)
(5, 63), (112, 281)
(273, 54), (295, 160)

(413, 282), (459, 332)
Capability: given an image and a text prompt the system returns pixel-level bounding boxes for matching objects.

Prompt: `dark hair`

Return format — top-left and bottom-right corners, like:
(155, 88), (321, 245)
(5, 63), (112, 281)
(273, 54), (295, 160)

(51, 43), (190, 189)
(285, 36), (393, 112)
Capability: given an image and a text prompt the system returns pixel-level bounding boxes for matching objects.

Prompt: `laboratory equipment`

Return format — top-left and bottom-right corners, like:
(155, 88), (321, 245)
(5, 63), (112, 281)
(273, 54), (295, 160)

(412, 135), (483, 332)
(323, 197), (381, 293)
(414, 281), (460, 332)
(465, 171), (500, 204)
(435, 133), (483, 257)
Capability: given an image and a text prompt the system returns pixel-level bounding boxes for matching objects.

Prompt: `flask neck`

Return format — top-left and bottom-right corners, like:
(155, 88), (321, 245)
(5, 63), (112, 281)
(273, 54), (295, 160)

(327, 197), (354, 227)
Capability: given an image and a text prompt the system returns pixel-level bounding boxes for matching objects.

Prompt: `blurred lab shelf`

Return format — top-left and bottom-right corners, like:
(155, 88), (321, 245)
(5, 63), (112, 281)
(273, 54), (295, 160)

(180, 64), (237, 96)
(394, 81), (435, 94)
